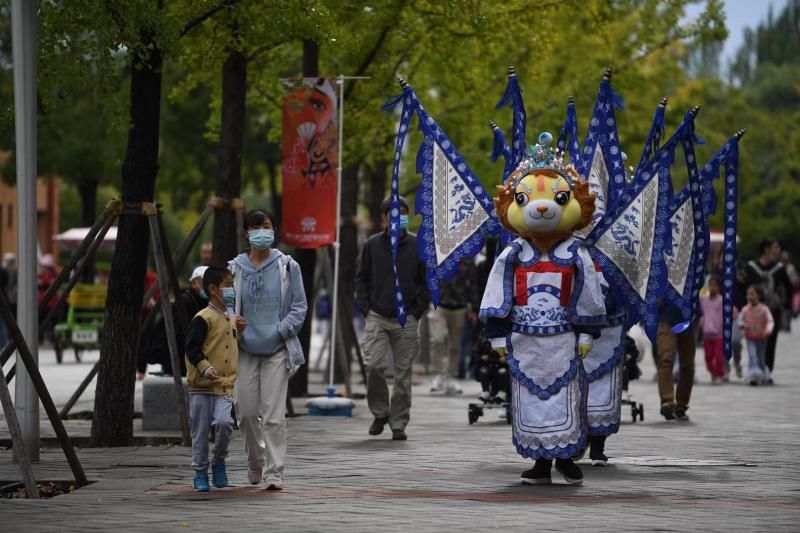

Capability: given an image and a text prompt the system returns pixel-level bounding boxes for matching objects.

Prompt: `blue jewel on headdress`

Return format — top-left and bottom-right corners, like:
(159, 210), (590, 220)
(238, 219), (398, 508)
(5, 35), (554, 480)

(512, 131), (575, 189)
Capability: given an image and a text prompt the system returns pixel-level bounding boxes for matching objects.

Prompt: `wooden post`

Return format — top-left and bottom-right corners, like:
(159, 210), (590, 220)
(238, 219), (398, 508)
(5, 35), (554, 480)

(2, 210), (118, 375)
(144, 203), (191, 446)
(38, 200), (120, 318)
(0, 362), (39, 498)
(140, 203), (213, 309)
(59, 204), (213, 418)
(233, 199), (245, 255)
(0, 290), (88, 487)
(156, 214), (190, 348)
(58, 363), (99, 419)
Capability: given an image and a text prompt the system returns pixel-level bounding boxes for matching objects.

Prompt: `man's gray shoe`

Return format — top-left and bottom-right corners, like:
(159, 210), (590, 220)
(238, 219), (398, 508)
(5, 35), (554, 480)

(392, 428), (407, 441)
(369, 417), (388, 435)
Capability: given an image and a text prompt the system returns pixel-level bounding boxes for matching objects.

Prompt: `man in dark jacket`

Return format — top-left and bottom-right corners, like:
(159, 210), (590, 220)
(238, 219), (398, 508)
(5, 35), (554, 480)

(740, 239), (793, 382)
(355, 196), (430, 440)
(141, 266), (208, 376)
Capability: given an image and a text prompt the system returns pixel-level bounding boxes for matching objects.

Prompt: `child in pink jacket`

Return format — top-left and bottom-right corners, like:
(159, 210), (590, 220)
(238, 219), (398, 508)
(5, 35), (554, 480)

(700, 276), (725, 383)
(738, 285), (775, 385)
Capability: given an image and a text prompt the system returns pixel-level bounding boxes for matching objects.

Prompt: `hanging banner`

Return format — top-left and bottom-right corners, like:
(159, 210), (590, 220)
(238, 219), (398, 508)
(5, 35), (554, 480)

(281, 77), (339, 248)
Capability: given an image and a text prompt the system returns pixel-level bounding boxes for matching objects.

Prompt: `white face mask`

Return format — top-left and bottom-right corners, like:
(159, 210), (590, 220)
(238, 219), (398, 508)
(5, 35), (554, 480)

(249, 228), (275, 250)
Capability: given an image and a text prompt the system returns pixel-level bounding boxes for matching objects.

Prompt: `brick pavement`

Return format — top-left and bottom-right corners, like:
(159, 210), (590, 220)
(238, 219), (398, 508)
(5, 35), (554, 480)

(1, 325), (799, 532)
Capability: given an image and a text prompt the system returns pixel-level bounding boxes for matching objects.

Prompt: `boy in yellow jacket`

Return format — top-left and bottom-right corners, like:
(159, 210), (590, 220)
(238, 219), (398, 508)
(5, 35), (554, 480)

(185, 266), (245, 491)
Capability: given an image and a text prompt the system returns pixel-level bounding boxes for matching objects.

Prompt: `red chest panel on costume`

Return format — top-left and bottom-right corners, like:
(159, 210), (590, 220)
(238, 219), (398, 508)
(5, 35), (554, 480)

(514, 262), (575, 307)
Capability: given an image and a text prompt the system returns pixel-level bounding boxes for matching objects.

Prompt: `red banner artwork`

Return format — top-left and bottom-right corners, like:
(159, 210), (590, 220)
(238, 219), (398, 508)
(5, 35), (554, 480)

(281, 77), (338, 248)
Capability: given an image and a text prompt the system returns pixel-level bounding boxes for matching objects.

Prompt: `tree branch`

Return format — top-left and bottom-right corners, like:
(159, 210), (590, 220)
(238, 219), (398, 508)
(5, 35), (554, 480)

(180, 0), (238, 38)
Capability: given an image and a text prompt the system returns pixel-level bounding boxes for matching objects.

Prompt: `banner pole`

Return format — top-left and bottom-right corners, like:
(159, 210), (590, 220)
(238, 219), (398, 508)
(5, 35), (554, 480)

(328, 74), (345, 391)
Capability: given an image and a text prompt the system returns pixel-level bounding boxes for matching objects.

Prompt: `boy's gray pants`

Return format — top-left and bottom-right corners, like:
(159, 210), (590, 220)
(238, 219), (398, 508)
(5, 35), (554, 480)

(190, 393), (234, 471)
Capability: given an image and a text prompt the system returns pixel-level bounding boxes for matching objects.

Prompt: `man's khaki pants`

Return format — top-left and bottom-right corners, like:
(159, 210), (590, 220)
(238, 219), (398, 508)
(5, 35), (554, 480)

(655, 321), (696, 411)
(428, 306), (467, 379)
(361, 311), (419, 431)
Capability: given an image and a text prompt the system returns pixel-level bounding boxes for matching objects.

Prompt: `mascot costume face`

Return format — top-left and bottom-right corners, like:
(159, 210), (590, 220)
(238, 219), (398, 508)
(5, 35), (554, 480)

(479, 132), (608, 486)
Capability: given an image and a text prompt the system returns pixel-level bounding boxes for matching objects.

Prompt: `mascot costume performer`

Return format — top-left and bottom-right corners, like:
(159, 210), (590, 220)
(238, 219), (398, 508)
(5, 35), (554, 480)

(479, 134), (606, 485)
(380, 67), (744, 487)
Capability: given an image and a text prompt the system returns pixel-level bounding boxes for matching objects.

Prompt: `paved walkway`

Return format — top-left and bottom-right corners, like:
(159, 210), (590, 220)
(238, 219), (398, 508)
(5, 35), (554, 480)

(1, 324), (800, 532)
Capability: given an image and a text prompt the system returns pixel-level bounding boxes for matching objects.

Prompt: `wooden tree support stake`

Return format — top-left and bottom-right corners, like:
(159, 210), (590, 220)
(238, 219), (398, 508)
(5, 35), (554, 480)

(0, 362), (39, 498)
(0, 290), (88, 487)
(143, 202), (191, 446)
(60, 202), (214, 420)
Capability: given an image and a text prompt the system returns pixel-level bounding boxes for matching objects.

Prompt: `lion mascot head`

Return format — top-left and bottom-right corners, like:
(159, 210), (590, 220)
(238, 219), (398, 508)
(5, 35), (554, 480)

(495, 133), (595, 251)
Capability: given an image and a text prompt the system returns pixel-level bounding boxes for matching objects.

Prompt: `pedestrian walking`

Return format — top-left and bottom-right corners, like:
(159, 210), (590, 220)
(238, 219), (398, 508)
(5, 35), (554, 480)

(355, 196), (430, 441)
(184, 267), (243, 492)
(780, 251), (798, 331)
(230, 209), (307, 491)
(738, 285), (775, 386)
(655, 303), (696, 421)
(141, 265), (209, 376)
(699, 276), (726, 383)
(740, 239), (792, 382)
(427, 258), (478, 395)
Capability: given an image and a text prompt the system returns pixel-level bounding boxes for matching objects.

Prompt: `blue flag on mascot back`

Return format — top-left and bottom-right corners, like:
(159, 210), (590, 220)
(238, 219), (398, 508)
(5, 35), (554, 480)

(495, 65), (526, 168)
(696, 131), (744, 360)
(557, 96), (580, 166)
(586, 114), (699, 341)
(662, 108), (707, 324)
(636, 97), (668, 177)
(414, 95), (501, 306)
(574, 69), (626, 240)
(381, 80), (417, 326)
(382, 79), (501, 314)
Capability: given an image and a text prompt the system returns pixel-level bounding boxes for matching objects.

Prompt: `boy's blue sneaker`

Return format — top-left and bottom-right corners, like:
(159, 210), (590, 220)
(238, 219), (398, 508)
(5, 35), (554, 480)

(193, 470), (210, 492)
(211, 461), (229, 488)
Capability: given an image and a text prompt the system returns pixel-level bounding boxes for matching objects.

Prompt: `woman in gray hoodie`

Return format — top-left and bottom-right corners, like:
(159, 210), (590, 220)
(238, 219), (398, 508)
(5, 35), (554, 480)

(229, 210), (307, 490)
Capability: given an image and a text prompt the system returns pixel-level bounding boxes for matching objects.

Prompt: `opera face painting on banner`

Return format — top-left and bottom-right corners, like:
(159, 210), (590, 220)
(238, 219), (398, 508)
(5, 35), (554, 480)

(281, 77), (339, 249)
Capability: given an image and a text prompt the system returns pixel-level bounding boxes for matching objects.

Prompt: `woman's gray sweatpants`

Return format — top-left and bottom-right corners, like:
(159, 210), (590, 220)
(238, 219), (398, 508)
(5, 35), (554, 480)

(190, 394), (234, 472)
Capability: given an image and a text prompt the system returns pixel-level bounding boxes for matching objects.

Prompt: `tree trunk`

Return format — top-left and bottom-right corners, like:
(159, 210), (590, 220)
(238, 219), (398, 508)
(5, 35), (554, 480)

(367, 159), (389, 236)
(337, 162), (362, 370)
(290, 39), (320, 396)
(211, 48), (246, 266)
(90, 39), (162, 447)
(77, 179), (99, 282)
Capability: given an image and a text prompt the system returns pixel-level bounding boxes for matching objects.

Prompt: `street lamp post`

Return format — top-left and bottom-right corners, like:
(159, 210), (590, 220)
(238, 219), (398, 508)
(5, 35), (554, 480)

(11, 0), (40, 461)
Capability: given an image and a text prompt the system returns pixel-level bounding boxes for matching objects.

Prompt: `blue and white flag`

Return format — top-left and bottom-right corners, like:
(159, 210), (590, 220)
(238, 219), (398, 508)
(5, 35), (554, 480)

(384, 80), (501, 312)
(495, 65), (527, 168)
(697, 132), (744, 360)
(416, 99), (501, 306)
(489, 120), (514, 183)
(635, 97), (667, 176)
(574, 71), (626, 240)
(587, 115), (697, 341)
(663, 109), (707, 323)
(381, 81), (418, 326)
(557, 96), (581, 165)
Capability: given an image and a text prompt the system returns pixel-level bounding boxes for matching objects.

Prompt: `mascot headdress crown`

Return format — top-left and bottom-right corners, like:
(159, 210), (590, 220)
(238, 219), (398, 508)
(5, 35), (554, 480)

(513, 131), (579, 190)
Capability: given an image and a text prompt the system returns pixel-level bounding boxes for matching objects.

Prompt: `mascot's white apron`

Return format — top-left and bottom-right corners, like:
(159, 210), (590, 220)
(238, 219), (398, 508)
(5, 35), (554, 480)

(583, 316), (625, 436)
(481, 238), (607, 460)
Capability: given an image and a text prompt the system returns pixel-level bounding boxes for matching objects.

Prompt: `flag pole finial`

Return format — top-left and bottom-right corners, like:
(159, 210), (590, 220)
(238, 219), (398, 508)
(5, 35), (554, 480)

(603, 67), (613, 80)
(735, 129), (747, 140)
(659, 96), (668, 106)
(508, 65), (516, 78)
(398, 77), (409, 89)
(489, 120), (498, 130)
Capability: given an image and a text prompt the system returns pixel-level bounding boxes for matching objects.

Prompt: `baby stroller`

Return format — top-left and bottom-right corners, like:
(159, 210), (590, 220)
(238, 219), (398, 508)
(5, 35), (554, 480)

(621, 333), (644, 422)
(468, 336), (512, 425)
